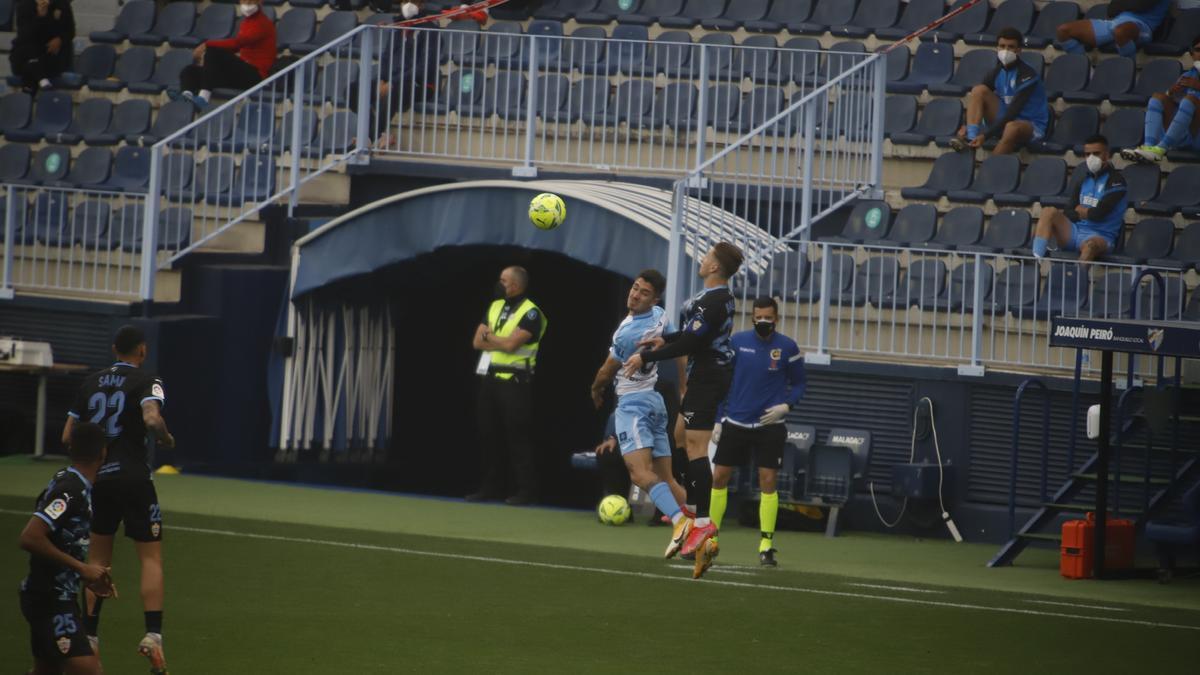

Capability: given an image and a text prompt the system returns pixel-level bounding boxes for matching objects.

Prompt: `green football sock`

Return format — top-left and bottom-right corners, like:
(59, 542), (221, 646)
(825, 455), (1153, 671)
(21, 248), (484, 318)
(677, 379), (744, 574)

(710, 487), (728, 542)
(759, 491), (779, 553)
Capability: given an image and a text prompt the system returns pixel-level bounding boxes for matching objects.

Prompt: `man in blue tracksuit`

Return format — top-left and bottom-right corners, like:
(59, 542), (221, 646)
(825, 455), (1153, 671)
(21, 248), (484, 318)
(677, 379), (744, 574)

(950, 28), (1049, 155)
(1033, 134), (1128, 262)
(708, 297), (806, 567)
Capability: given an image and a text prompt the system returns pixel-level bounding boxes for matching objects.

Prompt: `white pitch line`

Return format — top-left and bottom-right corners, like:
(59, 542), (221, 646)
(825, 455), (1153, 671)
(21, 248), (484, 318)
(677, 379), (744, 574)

(667, 564), (757, 576)
(1024, 599), (1130, 613)
(0, 509), (1195, 632)
(847, 582), (945, 594)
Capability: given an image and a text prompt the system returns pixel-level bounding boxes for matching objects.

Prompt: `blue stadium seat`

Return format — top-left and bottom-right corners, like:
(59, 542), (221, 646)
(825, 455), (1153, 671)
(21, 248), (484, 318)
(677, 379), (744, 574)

(699, 83), (741, 132)
(131, 1), (195, 46)
(75, 201), (112, 251)
(746, 0), (814, 33)
(1121, 163), (1160, 205)
(29, 193), (70, 246)
(89, 46), (156, 93)
(1112, 59), (1182, 106)
(965, 0), (1035, 45)
(883, 94), (917, 138)
(86, 100), (149, 146)
(156, 208), (192, 251)
(190, 156), (235, 205)
(876, 0), (943, 40)
(795, 0), (859, 36)
(1032, 105), (1098, 154)
(887, 42), (953, 94)
(991, 262), (1042, 316)
(1100, 107), (1144, 152)
(576, 0), (642, 24)
(994, 157), (1067, 207)
(175, 107), (236, 151)
(1144, 9), (1200, 56)
(111, 205), (145, 252)
(1038, 262), (1088, 319)
(0, 143), (31, 183)
(1105, 218), (1175, 265)
(613, 80), (656, 126)
(5, 92), (72, 143)
(811, 41), (867, 85)
(133, 100), (193, 146)
(1026, 1), (1080, 48)
(57, 147), (112, 189)
(901, 151), (974, 200)
(927, 0), (988, 41)
(884, 204), (937, 247)
(232, 154), (278, 204)
(962, 208), (1031, 254)
(608, 24), (649, 75)
(537, 0), (601, 21)
(834, 0), (900, 39)
(527, 20), (565, 67)
(90, 0), (156, 44)
(440, 21), (483, 65)
(862, 256), (904, 308)
(103, 147), (151, 191)
(927, 49), (994, 97)
(883, 46), (908, 84)
(280, 109), (318, 155)
(728, 34), (777, 82)
(938, 259), (995, 312)
(292, 11), (358, 55)
(568, 27), (611, 74)
(1148, 222), (1199, 271)
(57, 45), (116, 90)
(30, 146), (70, 185)
(775, 37), (822, 85)
(891, 98), (962, 146)
(795, 253), (855, 304)
(705, 0), (768, 30)
(1019, 51), (1045, 79)
(695, 33), (736, 80)
(159, 153), (195, 203)
(660, 0), (727, 29)
(904, 258), (947, 309)
(1136, 277), (1187, 320)
(172, 4), (236, 48)
(1044, 53), (1089, 99)
(927, 206), (984, 250)
(1138, 166), (1200, 216)
(275, 8), (317, 52)
(534, 74), (571, 122)
(302, 60), (358, 106)
(1063, 56), (1134, 104)
(826, 200), (892, 244)
(0, 91), (33, 139)
(461, 70), (525, 118)
(219, 103), (278, 153)
(0, 0), (12, 31)
(1039, 162), (1085, 209)
(1090, 270), (1135, 319)
(947, 155), (1020, 204)
(741, 86), (784, 133)
(631, 82), (695, 130)
(477, 21), (526, 68)
(318, 111), (358, 155)
(616, 0), (677, 25)
(130, 49), (193, 95)
(418, 69), (482, 114)
(54, 98), (111, 146)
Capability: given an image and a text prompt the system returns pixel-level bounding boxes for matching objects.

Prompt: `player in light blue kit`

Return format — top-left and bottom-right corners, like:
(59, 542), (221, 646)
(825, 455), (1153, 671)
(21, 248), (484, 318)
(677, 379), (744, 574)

(590, 270), (690, 555)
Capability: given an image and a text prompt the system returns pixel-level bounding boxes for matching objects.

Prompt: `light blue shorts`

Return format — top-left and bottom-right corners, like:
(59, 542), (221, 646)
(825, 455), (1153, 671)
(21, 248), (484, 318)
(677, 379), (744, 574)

(615, 391), (671, 458)
(1090, 15), (1153, 46)
(1068, 221), (1116, 251)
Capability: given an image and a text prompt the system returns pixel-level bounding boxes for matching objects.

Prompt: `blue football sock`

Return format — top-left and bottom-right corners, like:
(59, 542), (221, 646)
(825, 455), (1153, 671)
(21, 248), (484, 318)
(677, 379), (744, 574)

(1145, 97), (1165, 147)
(647, 481), (681, 520)
(1058, 38), (1085, 54)
(966, 123), (982, 141)
(1116, 39), (1137, 58)
(1033, 236), (1049, 258)
(1162, 98), (1197, 149)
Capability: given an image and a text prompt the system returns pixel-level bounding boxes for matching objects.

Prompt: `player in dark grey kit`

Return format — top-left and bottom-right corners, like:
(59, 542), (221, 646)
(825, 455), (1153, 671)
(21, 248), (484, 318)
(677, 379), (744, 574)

(61, 325), (174, 674)
(18, 422), (116, 675)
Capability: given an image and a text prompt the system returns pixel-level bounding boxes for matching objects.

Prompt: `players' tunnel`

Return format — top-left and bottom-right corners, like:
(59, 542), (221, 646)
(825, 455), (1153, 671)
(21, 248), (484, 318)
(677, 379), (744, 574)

(272, 180), (744, 505)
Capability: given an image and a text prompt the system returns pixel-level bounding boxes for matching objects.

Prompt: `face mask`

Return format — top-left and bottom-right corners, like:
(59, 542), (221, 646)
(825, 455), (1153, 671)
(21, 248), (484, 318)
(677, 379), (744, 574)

(238, 3), (258, 17)
(401, 2), (420, 19)
(1085, 155), (1104, 174)
(754, 321), (775, 338)
(997, 49), (1017, 67)
(493, 282), (507, 299)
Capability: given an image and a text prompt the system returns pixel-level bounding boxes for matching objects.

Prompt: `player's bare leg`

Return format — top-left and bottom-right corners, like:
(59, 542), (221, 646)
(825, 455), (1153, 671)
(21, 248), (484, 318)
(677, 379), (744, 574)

(134, 540), (167, 673)
(994, 120), (1033, 156)
(1033, 207), (1074, 258)
(84, 533), (114, 654)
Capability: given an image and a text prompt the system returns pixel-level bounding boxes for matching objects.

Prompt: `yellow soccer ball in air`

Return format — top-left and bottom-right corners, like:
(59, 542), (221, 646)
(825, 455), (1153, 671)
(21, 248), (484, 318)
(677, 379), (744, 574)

(597, 494), (631, 525)
(529, 192), (566, 230)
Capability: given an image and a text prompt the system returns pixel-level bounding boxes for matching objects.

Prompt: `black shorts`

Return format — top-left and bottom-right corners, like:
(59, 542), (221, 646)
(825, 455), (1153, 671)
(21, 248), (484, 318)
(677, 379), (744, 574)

(681, 367), (732, 431)
(713, 422), (786, 470)
(19, 591), (93, 661)
(91, 479), (163, 542)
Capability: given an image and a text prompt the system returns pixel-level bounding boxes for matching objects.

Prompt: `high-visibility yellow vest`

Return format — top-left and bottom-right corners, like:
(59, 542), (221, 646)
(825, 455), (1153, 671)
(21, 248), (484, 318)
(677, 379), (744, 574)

(484, 298), (547, 380)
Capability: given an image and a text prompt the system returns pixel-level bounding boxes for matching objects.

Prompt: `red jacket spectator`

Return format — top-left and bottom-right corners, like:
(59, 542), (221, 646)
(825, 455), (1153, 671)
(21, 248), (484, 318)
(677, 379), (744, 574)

(206, 10), (276, 79)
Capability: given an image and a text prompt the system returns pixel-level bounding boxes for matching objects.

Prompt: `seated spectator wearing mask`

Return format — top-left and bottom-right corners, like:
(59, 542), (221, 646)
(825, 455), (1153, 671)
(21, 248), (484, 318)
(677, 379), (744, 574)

(9, 0), (74, 95)
(172, 0), (276, 111)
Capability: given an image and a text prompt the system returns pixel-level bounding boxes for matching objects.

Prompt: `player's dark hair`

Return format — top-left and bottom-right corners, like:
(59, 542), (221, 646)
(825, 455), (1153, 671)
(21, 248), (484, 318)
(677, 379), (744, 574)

(1083, 134), (1109, 148)
(637, 269), (666, 298)
(711, 242), (744, 279)
(68, 422), (106, 463)
(113, 324), (146, 356)
(996, 27), (1024, 45)
(753, 297), (779, 315)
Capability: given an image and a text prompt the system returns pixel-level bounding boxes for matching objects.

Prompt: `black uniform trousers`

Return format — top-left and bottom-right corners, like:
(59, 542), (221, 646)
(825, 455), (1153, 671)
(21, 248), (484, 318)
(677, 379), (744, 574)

(9, 44), (69, 91)
(476, 374), (537, 498)
(179, 47), (262, 95)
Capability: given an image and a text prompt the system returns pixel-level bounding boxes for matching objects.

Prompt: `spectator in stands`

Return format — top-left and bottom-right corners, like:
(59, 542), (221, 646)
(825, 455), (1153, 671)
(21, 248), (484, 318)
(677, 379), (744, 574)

(1032, 135), (1128, 263)
(1122, 36), (1200, 163)
(1056, 0), (1171, 57)
(9, 0), (74, 95)
(949, 28), (1048, 155)
(173, 0), (276, 112)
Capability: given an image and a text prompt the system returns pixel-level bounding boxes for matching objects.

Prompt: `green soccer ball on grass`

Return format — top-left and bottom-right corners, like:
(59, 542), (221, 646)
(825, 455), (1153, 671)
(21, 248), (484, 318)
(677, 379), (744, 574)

(597, 495), (631, 525)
